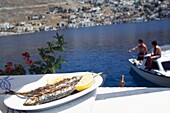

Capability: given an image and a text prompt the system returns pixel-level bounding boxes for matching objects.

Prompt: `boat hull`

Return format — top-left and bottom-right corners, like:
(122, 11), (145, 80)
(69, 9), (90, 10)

(131, 64), (170, 87)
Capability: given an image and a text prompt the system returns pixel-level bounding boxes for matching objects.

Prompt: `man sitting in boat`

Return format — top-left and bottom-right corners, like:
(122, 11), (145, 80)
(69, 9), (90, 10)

(145, 41), (162, 70)
(128, 39), (148, 63)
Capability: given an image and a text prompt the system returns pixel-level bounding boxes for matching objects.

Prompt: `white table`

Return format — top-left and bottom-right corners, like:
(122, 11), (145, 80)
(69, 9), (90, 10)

(93, 87), (170, 113)
(1, 75), (170, 113)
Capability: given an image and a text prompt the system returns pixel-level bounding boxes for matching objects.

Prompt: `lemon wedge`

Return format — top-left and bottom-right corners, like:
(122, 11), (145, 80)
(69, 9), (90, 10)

(75, 73), (94, 91)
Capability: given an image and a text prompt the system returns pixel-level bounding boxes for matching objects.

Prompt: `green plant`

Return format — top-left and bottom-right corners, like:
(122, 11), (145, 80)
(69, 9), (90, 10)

(0, 33), (67, 75)
(0, 62), (26, 75)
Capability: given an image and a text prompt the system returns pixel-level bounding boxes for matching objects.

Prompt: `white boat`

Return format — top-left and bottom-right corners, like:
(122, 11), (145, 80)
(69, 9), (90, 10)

(129, 45), (170, 87)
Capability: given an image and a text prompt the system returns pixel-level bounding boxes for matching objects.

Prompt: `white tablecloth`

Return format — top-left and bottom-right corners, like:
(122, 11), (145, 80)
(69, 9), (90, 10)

(1, 75), (170, 113)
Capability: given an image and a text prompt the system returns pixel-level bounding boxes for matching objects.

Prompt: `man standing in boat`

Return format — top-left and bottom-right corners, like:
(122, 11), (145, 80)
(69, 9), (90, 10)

(128, 39), (148, 63)
(146, 41), (162, 70)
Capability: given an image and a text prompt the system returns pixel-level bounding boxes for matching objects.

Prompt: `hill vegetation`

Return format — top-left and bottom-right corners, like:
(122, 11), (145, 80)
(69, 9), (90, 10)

(0, 0), (79, 23)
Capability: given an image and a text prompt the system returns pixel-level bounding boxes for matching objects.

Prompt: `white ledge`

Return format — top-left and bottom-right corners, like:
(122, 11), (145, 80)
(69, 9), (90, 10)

(93, 87), (170, 113)
(0, 74), (170, 113)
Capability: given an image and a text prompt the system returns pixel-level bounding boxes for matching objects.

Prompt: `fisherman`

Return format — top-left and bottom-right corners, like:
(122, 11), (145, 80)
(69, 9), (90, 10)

(128, 39), (148, 63)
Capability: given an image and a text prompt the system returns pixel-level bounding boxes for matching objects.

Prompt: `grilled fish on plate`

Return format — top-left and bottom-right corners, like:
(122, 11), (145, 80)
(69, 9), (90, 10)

(4, 72), (103, 110)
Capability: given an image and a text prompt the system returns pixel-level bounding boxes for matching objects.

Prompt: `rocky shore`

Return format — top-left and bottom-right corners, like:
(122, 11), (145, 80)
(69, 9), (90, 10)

(0, 0), (169, 36)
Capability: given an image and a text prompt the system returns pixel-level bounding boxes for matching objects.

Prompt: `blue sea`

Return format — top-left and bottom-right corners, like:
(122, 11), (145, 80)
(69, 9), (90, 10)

(0, 20), (170, 87)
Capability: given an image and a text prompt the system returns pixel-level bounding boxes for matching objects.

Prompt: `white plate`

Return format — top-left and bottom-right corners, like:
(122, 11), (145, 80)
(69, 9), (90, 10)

(4, 72), (103, 111)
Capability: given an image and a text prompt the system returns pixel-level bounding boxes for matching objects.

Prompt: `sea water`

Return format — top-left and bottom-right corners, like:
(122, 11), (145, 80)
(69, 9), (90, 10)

(0, 20), (170, 87)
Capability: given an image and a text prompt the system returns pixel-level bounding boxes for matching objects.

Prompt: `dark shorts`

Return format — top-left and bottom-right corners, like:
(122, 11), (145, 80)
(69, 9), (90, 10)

(137, 52), (145, 60)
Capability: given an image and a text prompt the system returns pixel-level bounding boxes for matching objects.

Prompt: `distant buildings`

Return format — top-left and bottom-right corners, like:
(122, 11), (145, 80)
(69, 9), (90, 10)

(0, 0), (170, 36)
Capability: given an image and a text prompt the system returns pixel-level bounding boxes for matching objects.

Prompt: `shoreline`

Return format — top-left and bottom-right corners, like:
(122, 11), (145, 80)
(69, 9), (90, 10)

(1, 19), (170, 37)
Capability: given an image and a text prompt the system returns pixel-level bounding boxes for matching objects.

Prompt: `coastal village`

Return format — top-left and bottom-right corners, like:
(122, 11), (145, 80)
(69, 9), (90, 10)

(0, 0), (169, 36)
(0, 1), (170, 113)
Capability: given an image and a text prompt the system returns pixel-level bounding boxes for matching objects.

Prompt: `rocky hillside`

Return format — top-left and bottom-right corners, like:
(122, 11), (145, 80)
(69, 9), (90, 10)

(0, 0), (65, 7)
(0, 0), (169, 35)
(0, 0), (80, 23)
